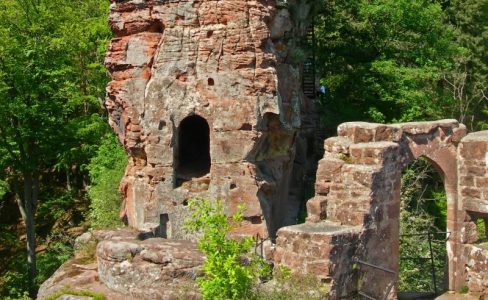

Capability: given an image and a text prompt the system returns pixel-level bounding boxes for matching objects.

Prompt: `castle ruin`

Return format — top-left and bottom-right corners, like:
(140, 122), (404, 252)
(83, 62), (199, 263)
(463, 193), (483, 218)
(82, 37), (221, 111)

(39, 1), (488, 299)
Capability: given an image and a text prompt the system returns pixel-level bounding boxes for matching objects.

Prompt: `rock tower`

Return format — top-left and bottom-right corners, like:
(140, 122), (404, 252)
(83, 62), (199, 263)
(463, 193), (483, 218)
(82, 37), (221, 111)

(104, 0), (319, 239)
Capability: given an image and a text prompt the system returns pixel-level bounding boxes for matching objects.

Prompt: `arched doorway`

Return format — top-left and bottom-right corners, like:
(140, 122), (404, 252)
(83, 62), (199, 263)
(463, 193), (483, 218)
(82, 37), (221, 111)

(398, 157), (449, 299)
(175, 115), (211, 187)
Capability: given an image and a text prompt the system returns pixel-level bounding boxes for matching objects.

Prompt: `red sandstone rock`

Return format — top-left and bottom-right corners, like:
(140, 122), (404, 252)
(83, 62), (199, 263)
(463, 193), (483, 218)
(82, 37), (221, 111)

(105, 0), (317, 241)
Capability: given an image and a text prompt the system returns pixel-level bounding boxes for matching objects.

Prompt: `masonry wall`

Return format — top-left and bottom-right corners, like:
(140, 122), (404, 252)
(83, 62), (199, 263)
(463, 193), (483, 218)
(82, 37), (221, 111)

(275, 120), (469, 299)
(458, 131), (488, 293)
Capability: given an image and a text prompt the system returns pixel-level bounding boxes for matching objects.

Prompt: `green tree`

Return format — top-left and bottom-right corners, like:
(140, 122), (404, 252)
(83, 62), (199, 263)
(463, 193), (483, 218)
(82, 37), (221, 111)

(88, 133), (127, 229)
(444, 0), (488, 130)
(315, 0), (460, 127)
(0, 0), (110, 294)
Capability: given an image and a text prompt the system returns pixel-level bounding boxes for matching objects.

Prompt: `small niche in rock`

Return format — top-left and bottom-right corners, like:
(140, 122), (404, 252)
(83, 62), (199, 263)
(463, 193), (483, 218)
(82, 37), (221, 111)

(176, 72), (188, 82)
(136, 214), (169, 240)
(207, 30), (213, 38)
(230, 183), (237, 190)
(159, 213), (169, 238)
(159, 120), (166, 130)
(208, 78), (215, 86)
(245, 216), (262, 224)
(137, 231), (156, 241)
(239, 123), (253, 131)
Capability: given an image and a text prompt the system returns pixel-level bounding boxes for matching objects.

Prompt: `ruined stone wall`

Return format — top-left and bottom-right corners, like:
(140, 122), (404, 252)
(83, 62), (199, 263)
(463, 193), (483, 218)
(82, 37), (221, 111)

(464, 244), (488, 294)
(458, 131), (488, 293)
(275, 120), (467, 299)
(459, 131), (488, 228)
(105, 0), (317, 239)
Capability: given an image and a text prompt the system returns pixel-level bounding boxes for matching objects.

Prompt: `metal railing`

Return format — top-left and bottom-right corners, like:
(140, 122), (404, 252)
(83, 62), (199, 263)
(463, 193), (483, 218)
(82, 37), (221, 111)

(355, 259), (397, 300)
(399, 231), (450, 296)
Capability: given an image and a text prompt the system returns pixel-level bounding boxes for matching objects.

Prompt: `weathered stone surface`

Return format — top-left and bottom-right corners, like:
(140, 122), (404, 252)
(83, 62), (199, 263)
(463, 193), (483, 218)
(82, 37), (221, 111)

(337, 122), (402, 143)
(106, 0), (318, 240)
(465, 244), (488, 295)
(459, 132), (488, 224)
(324, 137), (352, 154)
(274, 221), (360, 298)
(37, 257), (129, 300)
(37, 229), (142, 300)
(97, 237), (203, 300)
(275, 120), (482, 299)
(306, 196), (327, 223)
(38, 229), (203, 300)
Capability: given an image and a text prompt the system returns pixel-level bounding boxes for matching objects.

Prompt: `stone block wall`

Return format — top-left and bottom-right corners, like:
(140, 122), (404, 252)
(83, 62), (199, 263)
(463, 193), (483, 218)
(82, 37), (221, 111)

(275, 120), (468, 299)
(464, 244), (488, 294)
(459, 131), (488, 218)
(458, 131), (488, 293)
(274, 222), (360, 298)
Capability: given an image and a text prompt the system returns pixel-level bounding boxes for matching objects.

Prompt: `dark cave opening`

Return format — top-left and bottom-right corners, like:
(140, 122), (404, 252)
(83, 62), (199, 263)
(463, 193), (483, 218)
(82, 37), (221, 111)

(175, 115), (211, 187)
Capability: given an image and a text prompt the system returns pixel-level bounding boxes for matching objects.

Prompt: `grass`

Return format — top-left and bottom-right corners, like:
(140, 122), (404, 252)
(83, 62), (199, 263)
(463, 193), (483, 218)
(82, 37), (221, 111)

(45, 286), (106, 300)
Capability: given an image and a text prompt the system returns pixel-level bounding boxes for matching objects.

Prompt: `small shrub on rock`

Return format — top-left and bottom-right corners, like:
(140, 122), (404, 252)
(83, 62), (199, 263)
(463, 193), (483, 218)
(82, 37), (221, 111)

(184, 198), (268, 300)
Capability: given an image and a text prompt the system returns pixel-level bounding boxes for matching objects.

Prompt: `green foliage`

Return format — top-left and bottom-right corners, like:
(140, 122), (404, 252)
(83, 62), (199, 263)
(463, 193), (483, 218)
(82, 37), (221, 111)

(399, 158), (448, 292)
(0, 0), (111, 294)
(0, 225), (17, 249)
(36, 192), (75, 222)
(339, 154), (353, 164)
(36, 242), (73, 286)
(315, 0), (461, 127)
(476, 218), (487, 244)
(0, 0), (112, 175)
(289, 47), (307, 64)
(45, 288), (106, 300)
(88, 134), (127, 229)
(0, 180), (9, 200)
(445, 0), (488, 130)
(0, 240), (73, 299)
(399, 210), (447, 292)
(184, 199), (267, 300)
(401, 158), (447, 231)
(458, 285), (469, 294)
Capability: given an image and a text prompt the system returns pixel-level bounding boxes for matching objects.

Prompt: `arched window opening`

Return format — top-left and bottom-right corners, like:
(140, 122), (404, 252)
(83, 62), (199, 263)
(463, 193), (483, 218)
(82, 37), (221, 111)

(398, 157), (448, 299)
(175, 115), (211, 187)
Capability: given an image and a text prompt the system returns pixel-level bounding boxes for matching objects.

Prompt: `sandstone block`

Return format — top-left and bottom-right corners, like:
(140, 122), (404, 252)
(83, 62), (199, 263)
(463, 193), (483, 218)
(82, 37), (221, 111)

(316, 156), (345, 182)
(338, 122), (402, 143)
(324, 137), (352, 154)
(306, 196), (328, 222)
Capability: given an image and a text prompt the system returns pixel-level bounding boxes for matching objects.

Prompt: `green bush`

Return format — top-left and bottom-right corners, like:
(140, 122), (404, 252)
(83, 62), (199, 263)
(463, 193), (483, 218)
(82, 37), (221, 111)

(0, 240), (73, 299)
(184, 199), (269, 300)
(87, 133), (127, 228)
(36, 242), (73, 286)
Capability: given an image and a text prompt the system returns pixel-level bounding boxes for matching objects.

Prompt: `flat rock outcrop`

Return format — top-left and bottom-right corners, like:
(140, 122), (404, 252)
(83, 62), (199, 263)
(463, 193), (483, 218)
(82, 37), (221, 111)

(37, 229), (204, 300)
(97, 237), (203, 299)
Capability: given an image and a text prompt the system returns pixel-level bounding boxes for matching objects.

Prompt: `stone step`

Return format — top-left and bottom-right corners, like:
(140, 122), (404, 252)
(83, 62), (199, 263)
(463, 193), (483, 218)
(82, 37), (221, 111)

(435, 291), (482, 300)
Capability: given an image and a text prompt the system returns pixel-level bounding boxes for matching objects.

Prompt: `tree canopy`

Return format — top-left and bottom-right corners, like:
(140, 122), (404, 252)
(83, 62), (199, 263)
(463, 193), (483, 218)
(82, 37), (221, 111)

(315, 0), (487, 129)
(0, 0), (113, 296)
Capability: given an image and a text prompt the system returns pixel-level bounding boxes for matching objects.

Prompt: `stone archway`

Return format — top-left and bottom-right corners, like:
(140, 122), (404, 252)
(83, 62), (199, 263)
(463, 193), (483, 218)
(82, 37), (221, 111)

(274, 120), (468, 299)
(397, 125), (462, 292)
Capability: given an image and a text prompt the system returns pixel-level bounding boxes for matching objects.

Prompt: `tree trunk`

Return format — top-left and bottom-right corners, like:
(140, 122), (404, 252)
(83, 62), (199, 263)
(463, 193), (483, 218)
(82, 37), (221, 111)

(23, 171), (37, 297)
(66, 170), (71, 191)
